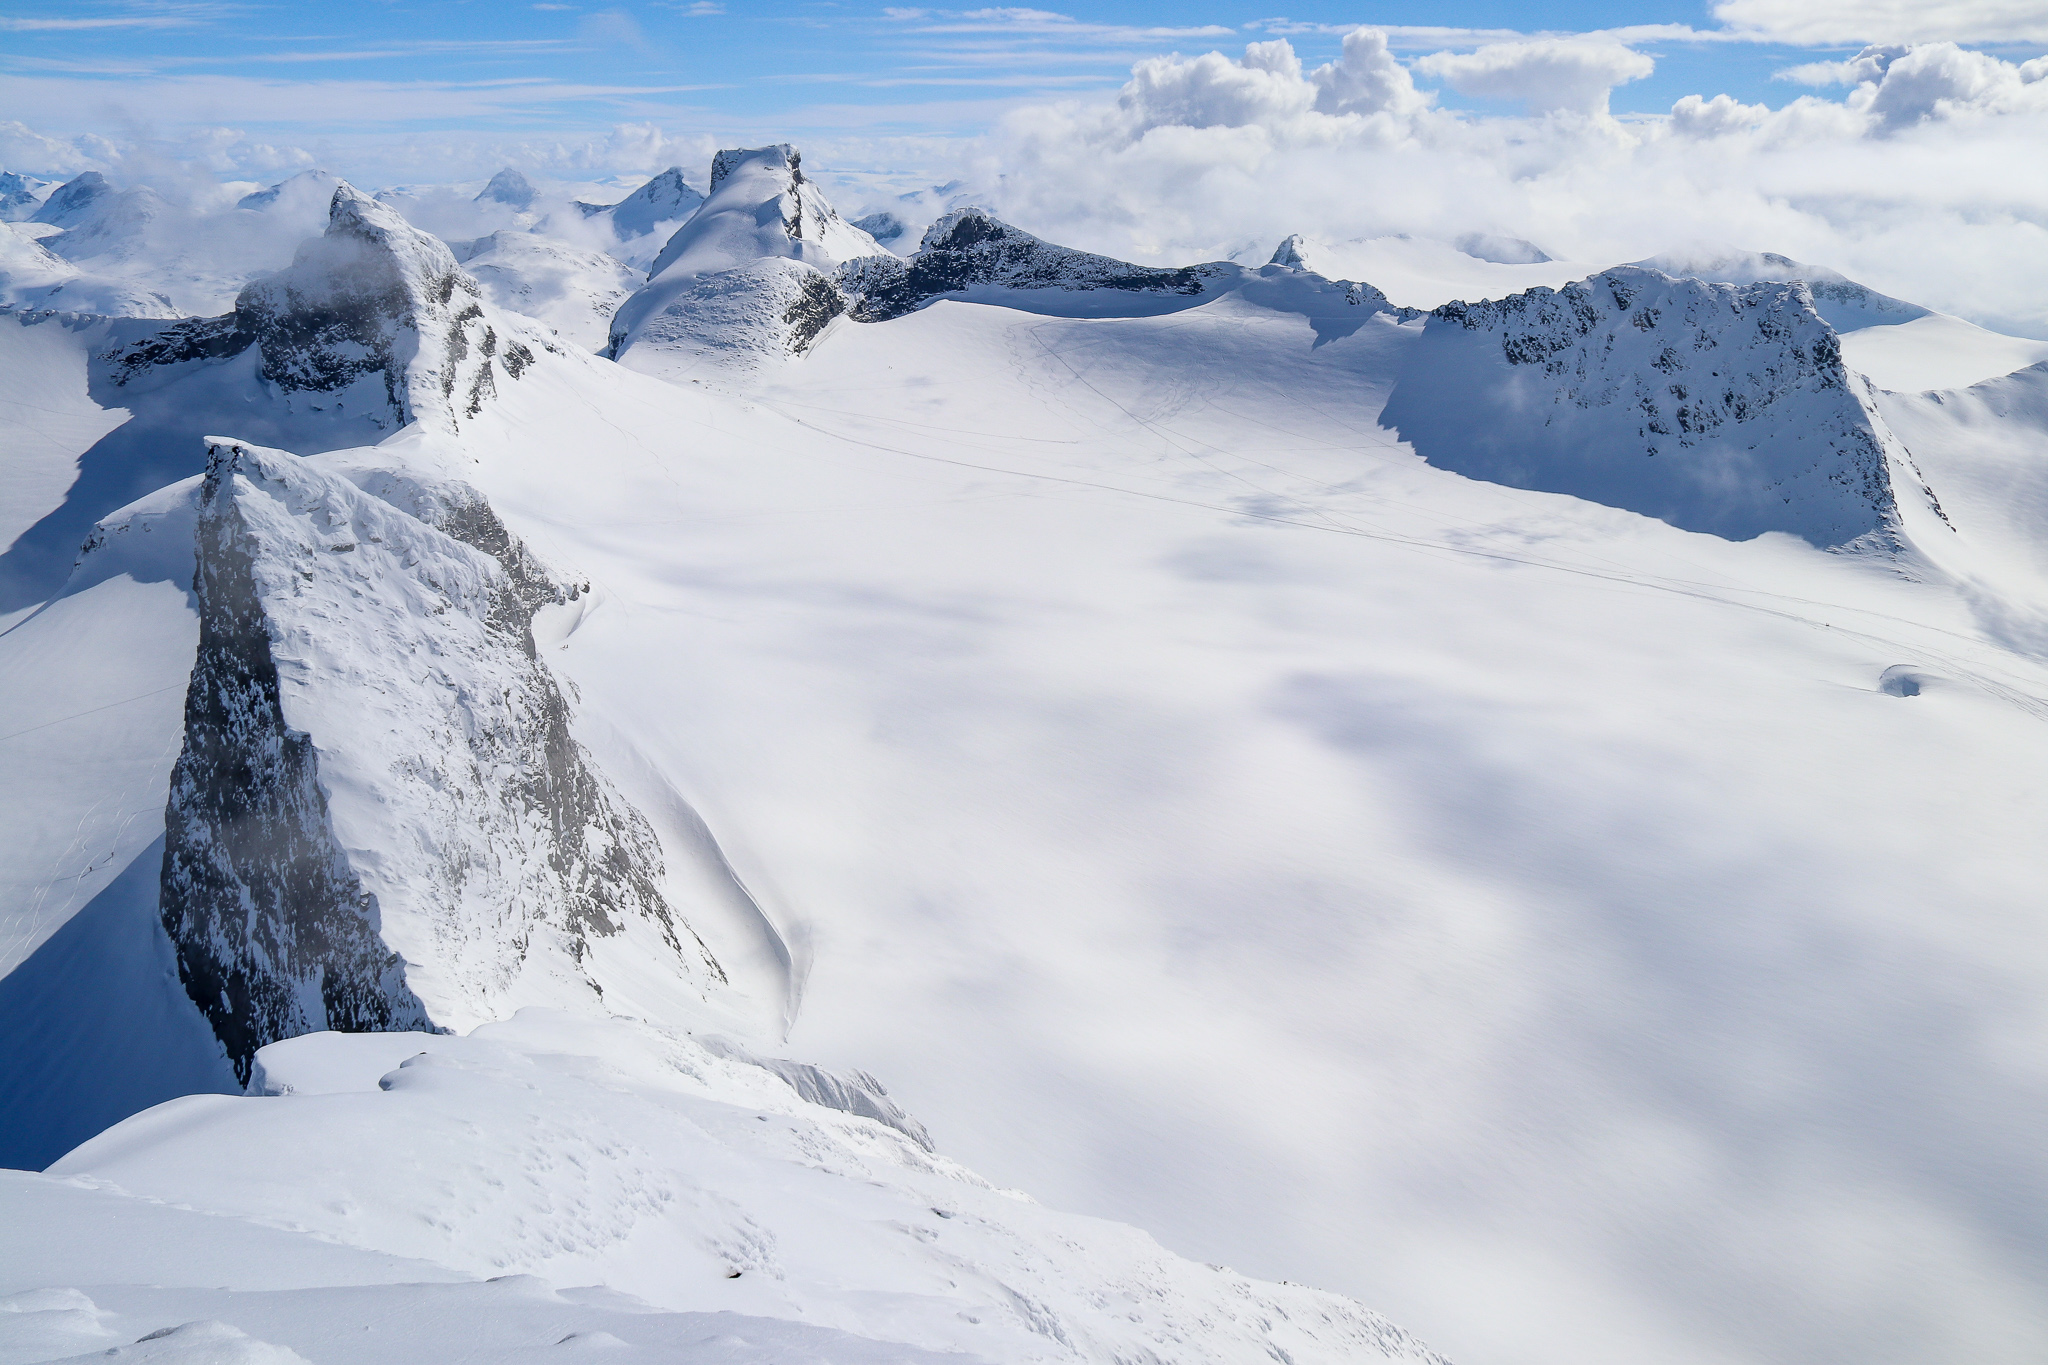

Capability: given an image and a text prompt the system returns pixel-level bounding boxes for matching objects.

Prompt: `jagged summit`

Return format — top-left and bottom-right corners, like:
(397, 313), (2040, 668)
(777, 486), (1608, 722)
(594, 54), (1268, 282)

(606, 144), (888, 379)
(842, 206), (1242, 321)
(101, 182), (550, 435)
(476, 167), (537, 210)
(646, 144), (884, 281)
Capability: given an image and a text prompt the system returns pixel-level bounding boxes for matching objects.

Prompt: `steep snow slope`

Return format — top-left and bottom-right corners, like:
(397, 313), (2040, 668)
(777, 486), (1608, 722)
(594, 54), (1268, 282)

(0, 475), (233, 1169)
(1378, 266), (1921, 545)
(0, 230), (177, 317)
(0, 170), (52, 220)
(455, 230), (641, 351)
(607, 146), (887, 379)
(28, 1013), (1447, 1365)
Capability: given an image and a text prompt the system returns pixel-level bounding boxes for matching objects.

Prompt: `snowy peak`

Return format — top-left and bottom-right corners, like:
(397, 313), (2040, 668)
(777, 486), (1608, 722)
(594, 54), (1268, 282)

(163, 437), (724, 1078)
(607, 144), (887, 379)
(590, 166), (706, 242)
(226, 183), (534, 431)
(0, 169), (51, 221)
(476, 168), (537, 210)
(30, 171), (112, 228)
(1633, 246), (1930, 333)
(1381, 266), (1913, 546)
(842, 207), (1238, 322)
(236, 169), (342, 212)
(645, 144), (886, 283)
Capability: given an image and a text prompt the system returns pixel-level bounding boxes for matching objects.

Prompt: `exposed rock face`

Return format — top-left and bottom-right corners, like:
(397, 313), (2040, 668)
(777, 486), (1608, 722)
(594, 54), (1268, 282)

(235, 185), (505, 430)
(843, 208), (1235, 321)
(1380, 266), (1928, 546)
(161, 438), (721, 1080)
(97, 184), (546, 436)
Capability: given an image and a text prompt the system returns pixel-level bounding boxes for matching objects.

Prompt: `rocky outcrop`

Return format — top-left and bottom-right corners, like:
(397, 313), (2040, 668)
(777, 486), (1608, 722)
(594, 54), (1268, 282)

(97, 184), (552, 436)
(1380, 266), (1932, 546)
(842, 208), (1237, 322)
(161, 438), (722, 1080)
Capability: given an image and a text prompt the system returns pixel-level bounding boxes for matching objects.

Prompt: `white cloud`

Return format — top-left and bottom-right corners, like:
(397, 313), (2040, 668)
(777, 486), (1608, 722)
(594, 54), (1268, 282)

(1414, 39), (1655, 115)
(967, 29), (2048, 336)
(1108, 33), (1428, 139)
(1859, 41), (2048, 129)
(1668, 92), (1772, 137)
(1712, 0), (2048, 44)
(1775, 45), (1908, 86)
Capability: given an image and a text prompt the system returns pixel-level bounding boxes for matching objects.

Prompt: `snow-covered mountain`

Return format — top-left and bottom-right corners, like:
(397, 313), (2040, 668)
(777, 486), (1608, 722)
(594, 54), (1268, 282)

(607, 145), (889, 379)
(1380, 265), (1924, 545)
(0, 170), (53, 221)
(9, 138), (2048, 1365)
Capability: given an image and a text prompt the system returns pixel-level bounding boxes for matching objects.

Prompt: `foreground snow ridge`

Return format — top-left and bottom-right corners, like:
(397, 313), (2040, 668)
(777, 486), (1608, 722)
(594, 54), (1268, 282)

(20, 1013), (1451, 1365)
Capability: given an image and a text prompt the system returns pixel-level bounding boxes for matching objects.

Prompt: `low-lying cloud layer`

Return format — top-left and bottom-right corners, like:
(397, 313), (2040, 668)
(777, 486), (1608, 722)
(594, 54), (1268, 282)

(6, 28), (2048, 337)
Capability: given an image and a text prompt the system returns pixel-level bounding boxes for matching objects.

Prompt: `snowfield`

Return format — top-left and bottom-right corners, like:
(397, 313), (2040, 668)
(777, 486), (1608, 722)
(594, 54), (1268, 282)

(6, 150), (2048, 1365)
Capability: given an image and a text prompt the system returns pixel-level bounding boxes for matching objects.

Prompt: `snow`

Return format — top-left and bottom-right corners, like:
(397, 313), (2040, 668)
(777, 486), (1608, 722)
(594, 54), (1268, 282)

(456, 230), (642, 351)
(1838, 313), (2048, 392)
(609, 146), (888, 377)
(33, 1011), (1446, 1365)
(7, 146), (2048, 1365)
(1633, 246), (2048, 391)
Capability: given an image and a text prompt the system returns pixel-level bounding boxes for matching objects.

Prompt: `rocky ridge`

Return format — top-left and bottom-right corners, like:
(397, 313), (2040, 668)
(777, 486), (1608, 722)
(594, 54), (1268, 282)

(161, 438), (721, 1080)
(1380, 266), (1938, 545)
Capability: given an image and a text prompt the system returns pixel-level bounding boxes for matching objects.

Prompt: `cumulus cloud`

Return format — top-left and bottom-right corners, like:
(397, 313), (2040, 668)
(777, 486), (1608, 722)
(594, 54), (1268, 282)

(1668, 92), (1772, 137)
(969, 29), (2048, 337)
(1713, 0), (2048, 45)
(1859, 42), (2048, 129)
(1413, 39), (1655, 115)
(1112, 32), (1429, 139)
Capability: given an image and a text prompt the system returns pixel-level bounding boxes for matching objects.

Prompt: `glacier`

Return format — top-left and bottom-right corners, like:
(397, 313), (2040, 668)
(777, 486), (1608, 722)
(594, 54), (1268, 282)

(5, 144), (2048, 1365)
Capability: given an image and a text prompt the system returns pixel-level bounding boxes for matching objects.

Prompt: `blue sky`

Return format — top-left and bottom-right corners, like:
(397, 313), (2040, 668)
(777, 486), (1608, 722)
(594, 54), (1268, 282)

(0, 1), (1994, 178)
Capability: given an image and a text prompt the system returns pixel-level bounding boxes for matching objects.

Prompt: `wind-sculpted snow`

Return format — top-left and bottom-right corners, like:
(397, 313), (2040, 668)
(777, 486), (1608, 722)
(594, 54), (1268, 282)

(39, 1013), (1452, 1365)
(161, 439), (721, 1079)
(843, 208), (1241, 322)
(1380, 266), (1918, 546)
